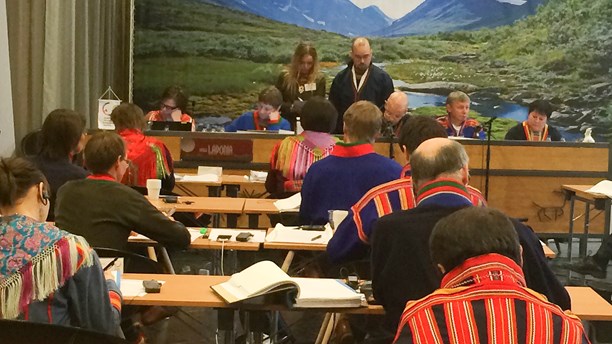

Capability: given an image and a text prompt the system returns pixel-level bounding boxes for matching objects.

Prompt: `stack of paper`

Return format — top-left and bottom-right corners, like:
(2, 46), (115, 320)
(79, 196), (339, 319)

(130, 228), (203, 243)
(266, 223), (332, 244)
(586, 180), (612, 198)
(274, 193), (301, 212)
(181, 174), (219, 182)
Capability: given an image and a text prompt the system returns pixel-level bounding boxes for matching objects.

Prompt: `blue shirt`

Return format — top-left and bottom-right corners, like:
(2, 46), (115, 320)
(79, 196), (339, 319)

(224, 110), (291, 132)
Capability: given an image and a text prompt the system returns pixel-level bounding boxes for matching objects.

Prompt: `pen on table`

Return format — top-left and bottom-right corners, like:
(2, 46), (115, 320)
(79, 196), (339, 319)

(103, 257), (119, 271)
(298, 97), (303, 101)
(311, 234), (322, 241)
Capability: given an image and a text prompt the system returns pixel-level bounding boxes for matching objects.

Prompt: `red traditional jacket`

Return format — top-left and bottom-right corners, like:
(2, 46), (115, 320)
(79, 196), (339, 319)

(118, 129), (172, 187)
(394, 254), (589, 344)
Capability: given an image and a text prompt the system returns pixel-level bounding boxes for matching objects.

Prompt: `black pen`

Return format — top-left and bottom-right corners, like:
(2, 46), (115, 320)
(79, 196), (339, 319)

(103, 257), (119, 271)
(311, 234), (322, 241)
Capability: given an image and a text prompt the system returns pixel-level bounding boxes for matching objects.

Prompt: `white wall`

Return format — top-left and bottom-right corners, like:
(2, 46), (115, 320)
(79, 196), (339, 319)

(0, 0), (15, 156)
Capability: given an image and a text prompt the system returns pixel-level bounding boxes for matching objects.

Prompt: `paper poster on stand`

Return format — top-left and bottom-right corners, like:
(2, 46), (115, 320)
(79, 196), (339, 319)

(98, 99), (121, 130)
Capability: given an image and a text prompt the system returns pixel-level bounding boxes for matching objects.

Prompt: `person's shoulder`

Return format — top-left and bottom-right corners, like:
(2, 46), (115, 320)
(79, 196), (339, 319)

(355, 178), (411, 208)
(146, 110), (161, 120)
(332, 66), (350, 79)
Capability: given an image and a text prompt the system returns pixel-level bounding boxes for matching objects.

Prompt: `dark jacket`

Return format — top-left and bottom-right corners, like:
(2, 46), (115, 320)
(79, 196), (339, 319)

(55, 179), (190, 251)
(371, 205), (570, 336)
(505, 122), (563, 141)
(329, 63), (394, 133)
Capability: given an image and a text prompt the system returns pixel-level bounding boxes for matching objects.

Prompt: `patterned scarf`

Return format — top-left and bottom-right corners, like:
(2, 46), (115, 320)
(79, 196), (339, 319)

(0, 215), (93, 319)
(416, 178), (473, 208)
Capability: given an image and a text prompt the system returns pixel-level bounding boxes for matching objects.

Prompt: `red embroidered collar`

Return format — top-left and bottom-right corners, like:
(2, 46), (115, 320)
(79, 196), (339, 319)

(442, 253), (526, 289)
(331, 142), (375, 157)
(87, 174), (116, 182)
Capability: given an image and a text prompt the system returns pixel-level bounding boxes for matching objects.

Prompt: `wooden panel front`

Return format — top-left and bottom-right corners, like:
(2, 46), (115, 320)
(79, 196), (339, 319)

(489, 145), (608, 172)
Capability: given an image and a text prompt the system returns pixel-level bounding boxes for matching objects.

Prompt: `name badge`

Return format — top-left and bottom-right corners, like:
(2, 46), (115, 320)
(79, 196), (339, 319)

(304, 82), (317, 92)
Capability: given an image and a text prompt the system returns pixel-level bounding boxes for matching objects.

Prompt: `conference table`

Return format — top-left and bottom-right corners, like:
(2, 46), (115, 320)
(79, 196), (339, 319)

(148, 195), (245, 227)
(175, 174), (265, 198)
(562, 185), (612, 260)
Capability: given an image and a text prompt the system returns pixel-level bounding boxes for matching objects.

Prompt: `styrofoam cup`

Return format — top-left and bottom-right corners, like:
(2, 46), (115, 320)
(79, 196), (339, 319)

(146, 179), (162, 200)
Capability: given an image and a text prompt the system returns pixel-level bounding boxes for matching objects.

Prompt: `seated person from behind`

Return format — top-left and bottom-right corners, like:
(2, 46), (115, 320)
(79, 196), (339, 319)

(381, 91), (410, 138)
(327, 116), (486, 265)
(224, 86), (291, 132)
(111, 102), (175, 191)
(265, 96), (338, 199)
(55, 132), (190, 251)
(436, 91), (485, 140)
(371, 138), (570, 339)
(300, 100), (402, 225)
(30, 109), (89, 221)
(394, 207), (588, 344)
(276, 42), (326, 129)
(0, 157), (121, 336)
(505, 99), (563, 141)
(146, 85), (195, 131)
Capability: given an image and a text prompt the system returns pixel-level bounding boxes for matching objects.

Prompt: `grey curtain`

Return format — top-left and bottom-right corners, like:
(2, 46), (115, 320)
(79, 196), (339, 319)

(6, 0), (131, 146)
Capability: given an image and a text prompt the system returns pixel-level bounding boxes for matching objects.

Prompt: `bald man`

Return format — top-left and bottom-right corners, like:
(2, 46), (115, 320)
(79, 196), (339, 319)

(382, 91), (410, 137)
(329, 37), (394, 134)
(370, 138), (570, 340)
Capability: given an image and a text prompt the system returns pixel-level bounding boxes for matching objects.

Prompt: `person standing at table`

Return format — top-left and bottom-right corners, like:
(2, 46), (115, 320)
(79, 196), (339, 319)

(146, 86), (195, 131)
(276, 42), (326, 129)
(299, 100), (402, 225)
(111, 102), (175, 191)
(265, 96), (338, 199)
(371, 138), (570, 340)
(55, 132), (189, 251)
(329, 37), (394, 134)
(505, 99), (563, 141)
(436, 91), (485, 140)
(0, 157), (122, 336)
(224, 86), (292, 132)
(30, 109), (89, 221)
(393, 207), (588, 344)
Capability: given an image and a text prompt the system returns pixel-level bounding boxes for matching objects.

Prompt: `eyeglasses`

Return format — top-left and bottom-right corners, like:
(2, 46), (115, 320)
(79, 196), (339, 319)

(161, 103), (178, 111)
(120, 156), (131, 165)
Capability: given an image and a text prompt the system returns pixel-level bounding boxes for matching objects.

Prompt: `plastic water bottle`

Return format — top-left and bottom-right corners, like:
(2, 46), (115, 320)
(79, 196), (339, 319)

(295, 116), (304, 135)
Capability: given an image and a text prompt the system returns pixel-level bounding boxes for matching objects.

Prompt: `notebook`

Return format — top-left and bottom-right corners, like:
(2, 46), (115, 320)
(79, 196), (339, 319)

(211, 261), (362, 308)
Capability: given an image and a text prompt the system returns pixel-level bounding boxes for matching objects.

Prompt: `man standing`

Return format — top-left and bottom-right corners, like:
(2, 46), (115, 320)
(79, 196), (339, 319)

(393, 207), (588, 344)
(436, 91), (485, 139)
(505, 99), (563, 141)
(329, 37), (394, 133)
(299, 101), (402, 225)
(55, 132), (190, 251)
(371, 138), (570, 338)
(381, 91), (410, 138)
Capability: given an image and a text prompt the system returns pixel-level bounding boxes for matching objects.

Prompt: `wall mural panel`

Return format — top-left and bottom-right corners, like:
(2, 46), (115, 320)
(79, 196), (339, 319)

(134, 0), (612, 141)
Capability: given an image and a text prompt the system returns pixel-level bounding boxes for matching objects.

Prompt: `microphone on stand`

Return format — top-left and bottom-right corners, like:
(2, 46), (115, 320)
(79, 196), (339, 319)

(484, 116), (498, 201)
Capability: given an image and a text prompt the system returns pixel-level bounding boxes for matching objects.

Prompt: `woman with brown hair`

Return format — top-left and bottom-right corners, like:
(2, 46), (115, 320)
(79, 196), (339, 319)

(275, 42), (326, 129)
(146, 86), (195, 131)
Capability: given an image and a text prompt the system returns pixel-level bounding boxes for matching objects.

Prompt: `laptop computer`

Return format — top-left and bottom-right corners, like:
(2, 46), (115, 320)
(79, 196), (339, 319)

(149, 121), (192, 132)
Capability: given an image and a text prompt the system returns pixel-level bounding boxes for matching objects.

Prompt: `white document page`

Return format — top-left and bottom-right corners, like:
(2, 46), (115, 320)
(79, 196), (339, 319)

(586, 180), (612, 198)
(266, 224), (332, 244)
(274, 193), (301, 211)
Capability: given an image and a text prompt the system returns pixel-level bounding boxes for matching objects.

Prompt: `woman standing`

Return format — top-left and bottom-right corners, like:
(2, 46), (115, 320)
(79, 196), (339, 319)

(276, 42), (326, 129)
(0, 157), (121, 335)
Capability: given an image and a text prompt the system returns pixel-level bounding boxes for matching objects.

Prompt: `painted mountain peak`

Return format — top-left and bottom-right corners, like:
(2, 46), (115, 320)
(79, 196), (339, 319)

(200, 0), (391, 36)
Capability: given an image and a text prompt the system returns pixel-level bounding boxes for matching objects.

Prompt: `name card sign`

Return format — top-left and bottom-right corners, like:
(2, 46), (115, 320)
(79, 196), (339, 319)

(181, 138), (253, 162)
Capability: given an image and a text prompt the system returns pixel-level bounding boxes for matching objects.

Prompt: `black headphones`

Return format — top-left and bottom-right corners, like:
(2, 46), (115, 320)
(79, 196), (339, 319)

(41, 189), (50, 206)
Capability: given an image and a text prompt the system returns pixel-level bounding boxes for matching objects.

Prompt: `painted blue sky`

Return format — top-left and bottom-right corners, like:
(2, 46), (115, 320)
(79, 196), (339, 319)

(351, 0), (527, 19)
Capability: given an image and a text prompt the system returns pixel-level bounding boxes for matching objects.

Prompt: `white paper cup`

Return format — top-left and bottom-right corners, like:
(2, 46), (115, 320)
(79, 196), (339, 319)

(146, 179), (162, 200)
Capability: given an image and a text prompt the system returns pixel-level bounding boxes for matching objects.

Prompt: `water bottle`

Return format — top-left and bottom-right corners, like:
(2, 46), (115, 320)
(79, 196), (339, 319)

(295, 116), (304, 135)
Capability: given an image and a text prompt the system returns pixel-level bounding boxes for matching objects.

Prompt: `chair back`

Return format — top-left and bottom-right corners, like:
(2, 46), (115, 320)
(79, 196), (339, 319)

(0, 319), (129, 344)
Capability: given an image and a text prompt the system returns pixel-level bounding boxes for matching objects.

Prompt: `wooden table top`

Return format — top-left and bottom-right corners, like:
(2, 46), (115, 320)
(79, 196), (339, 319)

(148, 196), (246, 213)
(243, 198), (281, 214)
(129, 233), (262, 251)
(562, 185), (610, 199)
(121, 274), (612, 320)
(175, 174), (264, 186)
(263, 228), (327, 251)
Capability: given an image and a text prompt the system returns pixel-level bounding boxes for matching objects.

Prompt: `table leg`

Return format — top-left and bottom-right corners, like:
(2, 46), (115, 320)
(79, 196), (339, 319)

(568, 194), (576, 261)
(217, 309), (235, 344)
(281, 251), (295, 273)
(248, 214), (260, 229)
(213, 214), (220, 228)
(581, 203), (591, 257)
(208, 185), (222, 197)
(225, 184), (241, 198)
(315, 313), (332, 344)
(321, 313), (339, 344)
(227, 214), (238, 228)
(158, 246), (176, 274)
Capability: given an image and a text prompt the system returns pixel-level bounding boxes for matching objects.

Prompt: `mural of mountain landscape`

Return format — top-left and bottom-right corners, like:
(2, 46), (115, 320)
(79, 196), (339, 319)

(134, 0), (612, 140)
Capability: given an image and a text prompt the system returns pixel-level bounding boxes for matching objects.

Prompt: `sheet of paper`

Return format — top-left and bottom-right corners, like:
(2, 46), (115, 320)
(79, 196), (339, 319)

(274, 193), (301, 211)
(120, 279), (165, 298)
(278, 129), (295, 135)
(130, 228), (202, 243)
(586, 180), (612, 198)
(249, 170), (268, 182)
(266, 224), (332, 244)
(208, 228), (267, 243)
(181, 174), (219, 182)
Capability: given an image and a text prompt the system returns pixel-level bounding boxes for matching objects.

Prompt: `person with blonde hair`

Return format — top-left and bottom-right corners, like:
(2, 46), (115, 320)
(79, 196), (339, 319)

(275, 42), (326, 129)
(299, 101), (401, 225)
(436, 91), (485, 139)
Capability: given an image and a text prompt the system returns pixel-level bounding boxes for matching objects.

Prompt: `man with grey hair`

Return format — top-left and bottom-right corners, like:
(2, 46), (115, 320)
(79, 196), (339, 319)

(370, 138), (569, 341)
(329, 37), (394, 133)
